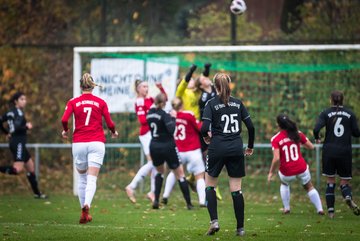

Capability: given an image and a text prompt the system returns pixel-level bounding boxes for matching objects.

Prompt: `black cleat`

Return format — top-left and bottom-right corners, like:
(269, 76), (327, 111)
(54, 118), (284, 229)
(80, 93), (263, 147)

(236, 227), (245, 236)
(161, 198), (168, 205)
(187, 203), (194, 210)
(346, 198), (360, 216)
(34, 193), (48, 199)
(152, 200), (159, 209)
(206, 219), (220, 235)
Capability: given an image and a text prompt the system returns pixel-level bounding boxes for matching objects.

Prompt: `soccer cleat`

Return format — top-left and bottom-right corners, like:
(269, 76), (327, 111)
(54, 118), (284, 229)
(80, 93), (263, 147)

(328, 212), (335, 219)
(346, 199), (360, 216)
(125, 185), (136, 204)
(152, 200), (159, 209)
(187, 203), (194, 210)
(215, 186), (222, 201)
(206, 219), (220, 235)
(146, 192), (155, 203)
(161, 198), (168, 205)
(79, 205), (92, 224)
(236, 227), (245, 236)
(283, 209), (290, 214)
(199, 204), (207, 208)
(34, 193), (48, 199)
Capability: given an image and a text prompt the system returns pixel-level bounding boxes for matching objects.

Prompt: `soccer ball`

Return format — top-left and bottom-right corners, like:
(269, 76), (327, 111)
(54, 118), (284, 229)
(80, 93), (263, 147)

(230, 0), (247, 15)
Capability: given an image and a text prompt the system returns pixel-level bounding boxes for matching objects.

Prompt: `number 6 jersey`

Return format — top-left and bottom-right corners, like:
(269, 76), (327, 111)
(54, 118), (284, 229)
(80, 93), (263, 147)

(313, 106), (360, 155)
(61, 93), (115, 143)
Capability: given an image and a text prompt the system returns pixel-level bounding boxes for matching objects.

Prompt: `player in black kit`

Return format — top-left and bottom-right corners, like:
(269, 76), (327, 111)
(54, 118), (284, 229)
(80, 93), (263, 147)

(313, 90), (360, 218)
(0, 92), (47, 198)
(146, 93), (193, 210)
(201, 73), (255, 236)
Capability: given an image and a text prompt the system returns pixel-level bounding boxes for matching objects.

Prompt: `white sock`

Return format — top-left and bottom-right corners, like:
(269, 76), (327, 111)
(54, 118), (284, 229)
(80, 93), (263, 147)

(308, 188), (323, 212)
(84, 175), (97, 208)
(162, 172), (176, 198)
(280, 184), (290, 211)
(78, 173), (87, 208)
(196, 178), (206, 205)
(150, 167), (157, 193)
(128, 161), (153, 190)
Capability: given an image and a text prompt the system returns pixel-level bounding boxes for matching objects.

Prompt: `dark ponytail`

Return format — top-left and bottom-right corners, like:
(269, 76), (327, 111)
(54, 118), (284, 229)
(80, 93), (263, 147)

(213, 73), (231, 106)
(330, 90), (344, 123)
(276, 114), (300, 143)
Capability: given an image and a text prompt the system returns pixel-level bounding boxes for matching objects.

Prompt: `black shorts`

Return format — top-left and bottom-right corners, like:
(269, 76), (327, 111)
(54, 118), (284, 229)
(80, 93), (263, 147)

(150, 142), (180, 170)
(9, 138), (31, 163)
(322, 153), (352, 179)
(206, 152), (245, 178)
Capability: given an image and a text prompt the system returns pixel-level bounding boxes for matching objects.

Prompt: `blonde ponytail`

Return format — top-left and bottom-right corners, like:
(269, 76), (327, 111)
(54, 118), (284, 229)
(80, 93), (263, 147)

(80, 73), (101, 91)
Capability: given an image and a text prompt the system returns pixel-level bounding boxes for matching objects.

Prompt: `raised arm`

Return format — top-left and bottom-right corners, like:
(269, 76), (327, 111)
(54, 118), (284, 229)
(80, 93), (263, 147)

(176, 64), (197, 97)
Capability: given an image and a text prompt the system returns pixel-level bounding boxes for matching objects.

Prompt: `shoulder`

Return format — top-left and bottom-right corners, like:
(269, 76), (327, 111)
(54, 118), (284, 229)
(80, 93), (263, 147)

(182, 110), (195, 117)
(271, 131), (282, 143)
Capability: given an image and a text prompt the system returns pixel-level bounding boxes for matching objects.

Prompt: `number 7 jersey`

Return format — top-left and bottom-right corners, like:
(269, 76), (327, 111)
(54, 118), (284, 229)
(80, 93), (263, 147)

(61, 93), (115, 143)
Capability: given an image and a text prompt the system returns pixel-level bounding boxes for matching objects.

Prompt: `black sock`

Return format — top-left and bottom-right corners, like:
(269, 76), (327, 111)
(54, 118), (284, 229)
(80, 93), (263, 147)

(340, 184), (352, 200)
(178, 177), (192, 205)
(155, 173), (164, 202)
(231, 190), (245, 229)
(326, 183), (335, 213)
(206, 186), (218, 221)
(0, 166), (17, 175)
(26, 172), (41, 195)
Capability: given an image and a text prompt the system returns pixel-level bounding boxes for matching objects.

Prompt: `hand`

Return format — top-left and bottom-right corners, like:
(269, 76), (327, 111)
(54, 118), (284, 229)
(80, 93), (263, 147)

(111, 131), (119, 139)
(155, 81), (163, 89)
(203, 63), (212, 77)
(203, 136), (211, 145)
(244, 147), (253, 156)
(315, 139), (322, 144)
(62, 130), (69, 139)
(26, 122), (33, 130)
(185, 64), (197, 82)
(267, 172), (273, 183)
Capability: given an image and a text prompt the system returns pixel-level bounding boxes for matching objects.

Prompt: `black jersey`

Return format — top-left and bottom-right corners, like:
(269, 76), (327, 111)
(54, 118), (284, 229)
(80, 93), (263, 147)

(202, 96), (254, 156)
(146, 107), (176, 143)
(0, 107), (28, 137)
(313, 106), (360, 155)
(199, 86), (216, 119)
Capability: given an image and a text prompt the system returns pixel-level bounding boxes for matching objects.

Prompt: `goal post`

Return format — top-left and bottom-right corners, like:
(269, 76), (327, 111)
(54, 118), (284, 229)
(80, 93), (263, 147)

(72, 45), (360, 195)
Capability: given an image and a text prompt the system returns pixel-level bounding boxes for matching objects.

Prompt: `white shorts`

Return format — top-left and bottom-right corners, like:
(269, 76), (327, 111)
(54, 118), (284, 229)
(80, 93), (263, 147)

(178, 148), (205, 175)
(278, 165), (311, 186)
(139, 131), (151, 156)
(72, 142), (105, 171)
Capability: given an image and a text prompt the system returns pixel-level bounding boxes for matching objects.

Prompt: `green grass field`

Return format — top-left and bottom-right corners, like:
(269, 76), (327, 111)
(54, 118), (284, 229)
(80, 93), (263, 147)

(1, 185), (359, 241)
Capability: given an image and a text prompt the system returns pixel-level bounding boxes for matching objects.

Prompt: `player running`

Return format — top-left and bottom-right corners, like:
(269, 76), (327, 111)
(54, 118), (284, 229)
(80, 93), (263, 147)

(61, 73), (118, 224)
(268, 114), (324, 215)
(161, 97), (206, 207)
(201, 73), (255, 236)
(0, 92), (47, 199)
(313, 90), (360, 218)
(125, 79), (167, 203)
(147, 93), (193, 210)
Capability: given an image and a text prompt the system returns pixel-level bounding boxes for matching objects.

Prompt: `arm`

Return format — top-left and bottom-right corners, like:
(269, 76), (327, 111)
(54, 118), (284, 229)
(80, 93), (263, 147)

(268, 149), (280, 182)
(313, 111), (326, 141)
(243, 117), (255, 149)
(203, 63), (211, 77)
(155, 83), (168, 101)
(0, 114), (9, 135)
(176, 64), (197, 97)
(163, 112), (176, 135)
(303, 139), (314, 150)
(61, 101), (73, 138)
(102, 103), (116, 134)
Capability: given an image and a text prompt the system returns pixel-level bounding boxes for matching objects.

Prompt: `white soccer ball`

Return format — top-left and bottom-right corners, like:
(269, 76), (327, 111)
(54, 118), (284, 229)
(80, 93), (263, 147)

(230, 0), (247, 15)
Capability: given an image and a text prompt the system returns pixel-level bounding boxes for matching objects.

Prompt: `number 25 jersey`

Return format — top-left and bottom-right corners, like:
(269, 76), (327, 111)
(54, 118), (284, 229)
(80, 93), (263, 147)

(61, 93), (115, 143)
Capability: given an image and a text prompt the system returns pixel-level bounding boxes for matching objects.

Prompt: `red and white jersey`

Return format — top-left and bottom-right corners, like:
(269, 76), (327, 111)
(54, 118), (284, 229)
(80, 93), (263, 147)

(271, 130), (308, 176)
(61, 93), (115, 143)
(174, 111), (202, 152)
(135, 97), (154, 135)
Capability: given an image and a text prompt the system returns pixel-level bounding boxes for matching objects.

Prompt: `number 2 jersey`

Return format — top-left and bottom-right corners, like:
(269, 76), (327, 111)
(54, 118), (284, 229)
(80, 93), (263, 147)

(61, 93), (115, 143)
(271, 130), (308, 176)
(174, 111), (202, 152)
(313, 106), (360, 156)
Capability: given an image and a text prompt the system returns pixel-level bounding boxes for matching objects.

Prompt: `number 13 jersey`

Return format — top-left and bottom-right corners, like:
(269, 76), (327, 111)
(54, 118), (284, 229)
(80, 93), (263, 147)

(61, 93), (115, 143)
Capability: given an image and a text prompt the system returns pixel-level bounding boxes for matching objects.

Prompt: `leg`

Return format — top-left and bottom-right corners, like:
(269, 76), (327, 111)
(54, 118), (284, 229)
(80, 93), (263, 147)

(77, 168), (87, 208)
(173, 165), (193, 209)
(229, 177), (245, 236)
(162, 171), (176, 204)
(303, 181), (324, 214)
(195, 172), (206, 206)
(325, 177), (336, 217)
(205, 173), (219, 235)
(340, 179), (360, 215)
(280, 182), (291, 213)
(24, 159), (44, 197)
(84, 165), (100, 208)
(153, 165), (165, 209)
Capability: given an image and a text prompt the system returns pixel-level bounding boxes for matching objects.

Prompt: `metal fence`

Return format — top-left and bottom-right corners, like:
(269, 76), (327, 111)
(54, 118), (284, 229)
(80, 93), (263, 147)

(1, 143), (359, 193)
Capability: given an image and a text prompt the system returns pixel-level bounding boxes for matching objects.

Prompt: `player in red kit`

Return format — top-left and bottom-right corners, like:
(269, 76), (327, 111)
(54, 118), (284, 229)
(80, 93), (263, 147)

(268, 114), (323, 215)
(61, 73), (118, 224)
(161, 98), (206, 206)
(125, 79), (168, 203)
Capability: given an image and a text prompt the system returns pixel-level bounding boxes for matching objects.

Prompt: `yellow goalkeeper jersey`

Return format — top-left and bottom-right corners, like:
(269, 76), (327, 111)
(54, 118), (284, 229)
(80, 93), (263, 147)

(175, 79), (201, 120)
